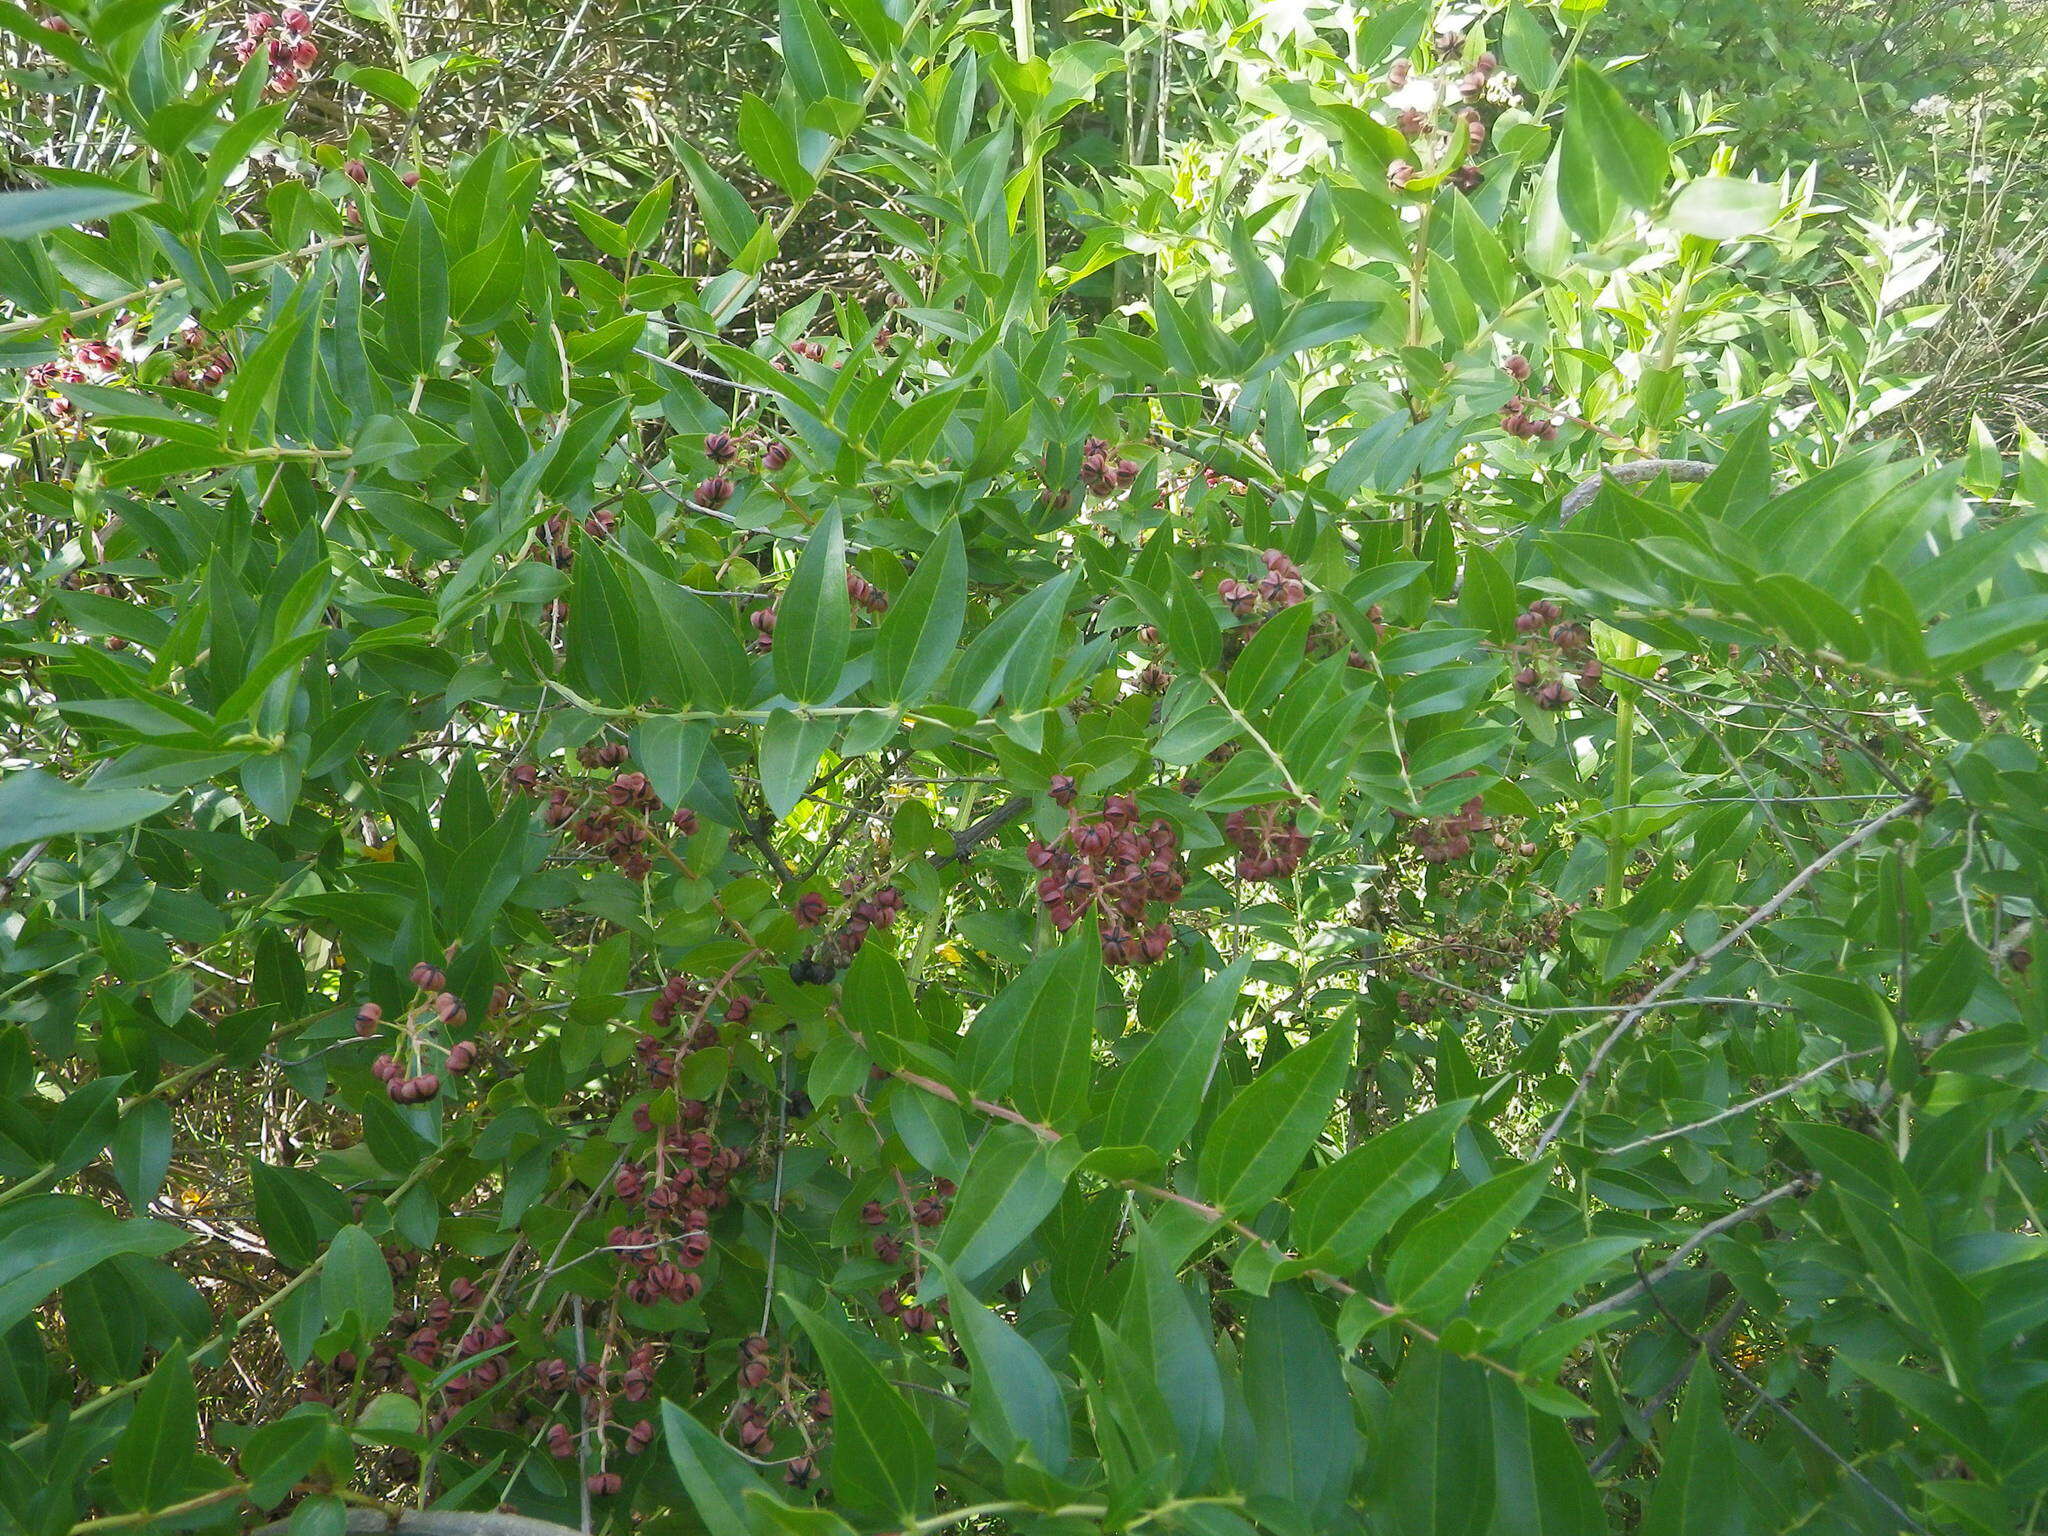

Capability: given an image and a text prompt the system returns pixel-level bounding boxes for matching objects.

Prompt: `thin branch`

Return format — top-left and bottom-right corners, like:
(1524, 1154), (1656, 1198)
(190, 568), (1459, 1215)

(1601, 1049), (1880, 1155)
(1573, 1176), (1816, 1320)
(1534, 792), (1925, 1155)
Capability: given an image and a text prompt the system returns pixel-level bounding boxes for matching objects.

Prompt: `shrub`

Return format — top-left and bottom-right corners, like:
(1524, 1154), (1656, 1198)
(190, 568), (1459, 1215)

(3, 3), (2048, 1534)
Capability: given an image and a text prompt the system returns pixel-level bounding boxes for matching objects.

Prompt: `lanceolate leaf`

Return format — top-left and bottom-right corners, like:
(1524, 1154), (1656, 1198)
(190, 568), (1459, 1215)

(931, 1256), (1070, 1473)
(781, 1295), (935, 1520)
(1241, 1284), (1359, 1524)
(774, 508), (851, 703)
(1639, 1373), (1747, 1536)
(1009, 929), (1100, 1130)
(872, 520), (966, 704)
(378, 193), (450, 376)
(1376, 1347), (1495, 1536)
(1386, 1162), (1552, 1320)
(1289, 1097), (1472, 1269)
(662, 1400), (773, 1536)
(0, 770), (170, 854)
(935, 1124), (1079, 1284)
(1102, 957), (1251, 1158)
(0, 184), (154, 241)
(1197, 1020), (1355, 1217)
(0, 1199), (185, 1335)
(110, 1344), (196, 1511)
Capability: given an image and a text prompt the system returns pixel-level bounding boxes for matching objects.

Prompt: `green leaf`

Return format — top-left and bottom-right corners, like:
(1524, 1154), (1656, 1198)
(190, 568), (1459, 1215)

(566, 546), (643, 705)
(739, 93), (815, 200)
(677, 142), (760, 261)
(1377, 1347), (1495, 1536)
(1196, 1020), (1355, 1217)
(1241, 1284), (1359, 1524)
(0, 1198), (184, 1335)
(0, 184), (154, 241)
(1487, 1373), (1605, 1536)
(320, 1226), (395, 1342)
(872, 520), (966, 705)
(662, 1399), (774, 1536)
(1385, 1162), (1551, 1318)
(242, 1409), (334, 1508)
(934, 1124), (1077, 1285)
(841, 944), (925, 1060)
(759, 709), (836, 821)
(1103, 957), (1251, 1158)
(779, 0), (860, 105)
(1289, 1098), (1472, 1270)
(111, 1343), (196, 1511)
(1458, 544), (1517, 640)
(0, 769), (171, 853)
(1225, 601), (1314, 715)
(931, 1256), (1070, 1472)
(1665, 176), (1778, 241)
(1469, 1236), (1643, 1344)
(1559, 62), (1668, 234)
(1926, 595), (2048, 677)
(781, 1294), (935, 1519)
(775, 509), (851, 703)
(632, 716), (710, 808)
(111, 1100), (173, 1209)
(377, 194), (450, 377)
(1010, 930), (1100, 1131)
(1638, 1372), (1746, 1536)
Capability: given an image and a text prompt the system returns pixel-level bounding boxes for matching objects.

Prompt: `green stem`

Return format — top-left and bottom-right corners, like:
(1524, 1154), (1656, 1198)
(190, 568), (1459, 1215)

(1604, 662), (1638, 912)
(1013, 0), (1046, 320)
(68, 1485), (249, 1533)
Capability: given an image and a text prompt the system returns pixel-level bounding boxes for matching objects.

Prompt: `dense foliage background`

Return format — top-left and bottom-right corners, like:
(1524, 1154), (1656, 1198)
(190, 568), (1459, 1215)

(3, 0), (2048, 1533)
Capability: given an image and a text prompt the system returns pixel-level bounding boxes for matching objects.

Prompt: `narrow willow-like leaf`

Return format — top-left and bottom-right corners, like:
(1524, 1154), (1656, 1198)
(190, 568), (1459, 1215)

(1196, 1020), (1355, 1217)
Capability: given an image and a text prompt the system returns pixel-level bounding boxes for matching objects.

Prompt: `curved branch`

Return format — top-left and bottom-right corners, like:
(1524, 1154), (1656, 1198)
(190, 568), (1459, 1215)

(1560, 458), (1715, 518)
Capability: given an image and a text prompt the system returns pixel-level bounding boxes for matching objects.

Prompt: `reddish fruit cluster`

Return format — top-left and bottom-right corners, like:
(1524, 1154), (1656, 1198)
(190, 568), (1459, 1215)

(695, 475), (735, 510)
(790, 339), (828, 362)
(1405, 793), (1493, 865)
(542, 768), (661, 879)
(787, 885), (904, 983)
(704, 431), (738, 464)
(539, 1341), (663, 1493)
(1079, 436), (1141, 497)
(538, 511), (615, 569)
(633, 1017), (720, 1089)
(163, 324), (234, 391)
(298, 1274), (504, 1412)
(648, 972), (749, 1034)
(732, 1336), (828, 1483)
(26, 331), (126, 420)
(876, 1274), (949, 1335)
(516, 750), (702, 880)
(1027, 792), (1183, 966)
(1384, 42), (1498, 195)
(749, 605), (777, 651)
(846, 568), (889, 614)
(1457, 51), (1500, 103)
(608, 1125), (744, 1304)
(1225, 803), (1311, 882)
(1509, 600), (1601, 709)
(1500, 395), (1559, 442)
(372, 1054), (441, 1103)
(232, 8), (316, 94)
(860, 1175), (955, 1267)
(355, 963), (489, 1102)
(1219, 547), (1307, 618)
